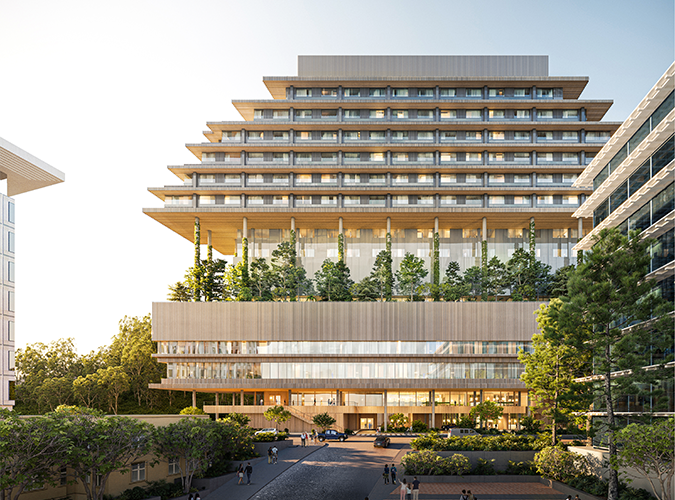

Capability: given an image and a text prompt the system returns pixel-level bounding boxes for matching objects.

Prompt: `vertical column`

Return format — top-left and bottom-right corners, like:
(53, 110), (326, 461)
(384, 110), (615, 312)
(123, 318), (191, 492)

(431, 389), (436, 429)
(215, 393), (219, 420)
(192, 390), (197, 408)
(434, 217), (439, 234)
(291, 217), (296, 232)
(192, 172), (198, 187)
(243, 217), (248, 240)
(387, 217), (391, 234)
(207, 230), (212, 247)
(240, 390), (244, 406)
(288, 389), (292, 406)
(383, 389), (388, 432)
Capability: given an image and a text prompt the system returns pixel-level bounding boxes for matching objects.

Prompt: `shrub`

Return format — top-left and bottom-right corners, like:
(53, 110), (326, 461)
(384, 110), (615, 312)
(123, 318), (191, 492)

(115, 480), (184, 500)
(472, 458), (496, 475)
(518, 415), (542, 433)
(345, 428), (354, 435)
(410, 433), (542, 452)
(401, 450), (471, 476)
(505, 460), (537, 475)
(534, 446), (591, 483)
(253, 431), (278, 442)
(411, 420), (429, 433)
(179, 406), (207, 415)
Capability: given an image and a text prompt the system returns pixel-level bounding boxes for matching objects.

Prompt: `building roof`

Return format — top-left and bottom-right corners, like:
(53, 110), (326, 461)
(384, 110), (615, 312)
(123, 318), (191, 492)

(0, 137), (65, 196)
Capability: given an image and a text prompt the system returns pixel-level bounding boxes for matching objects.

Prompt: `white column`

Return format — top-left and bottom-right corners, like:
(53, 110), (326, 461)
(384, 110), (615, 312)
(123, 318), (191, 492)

(383, 390), (388, 432)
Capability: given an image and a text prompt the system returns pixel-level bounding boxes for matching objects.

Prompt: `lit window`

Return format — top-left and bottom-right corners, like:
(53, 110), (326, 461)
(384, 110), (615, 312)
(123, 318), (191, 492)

(537, 195), (553, 205)
(131, 462), (146, 483)
(321, 88), (337, 97)
(489, 89), (505, 97)
(489, 110), (505, 119)
(370, 110), (385, 119)
(490, 153), (505, 162)
(295, 174), (311, 183)
(320, 174), (337, 183)
(273, 131), (289, 140)
(369, 153), (385, 162)
(392, 110), (409, 119)
(440, 110), (457, 120)
(272, 196), (288, 206)
(490, 175), (505, 183)
(466, 131), (481, 140)
(514, 110), (530, 119)
(466, 152), (482, 162)
(199, 196), (216, 206)
(440, 152), (457, 162)
(418, 174), (434, 184)
(562, 195), (578, 205)
(296, 131), (311, 141)
(223, 196), (240, 206)
(508, 229), (524, 238)
(343, 88), (360, 97)
(343, 131), (361, 141)
(165, 196), (192, 206)
(393, 174), (409, 183)
(463, 228), (480, 238)
(490, 131), (505, 140)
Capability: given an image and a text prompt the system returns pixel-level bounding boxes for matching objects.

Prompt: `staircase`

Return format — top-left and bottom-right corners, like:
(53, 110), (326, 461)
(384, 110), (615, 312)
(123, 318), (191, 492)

(287, 406), (344, 432)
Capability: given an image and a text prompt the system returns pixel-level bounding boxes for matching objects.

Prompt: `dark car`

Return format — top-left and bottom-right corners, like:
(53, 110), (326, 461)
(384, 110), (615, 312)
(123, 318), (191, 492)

(373, 436), (391, 448)
(317, 429), (348, 442)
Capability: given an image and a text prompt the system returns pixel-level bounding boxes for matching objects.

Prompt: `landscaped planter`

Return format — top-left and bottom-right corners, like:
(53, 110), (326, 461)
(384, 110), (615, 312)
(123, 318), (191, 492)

(434, 450), (536, 471)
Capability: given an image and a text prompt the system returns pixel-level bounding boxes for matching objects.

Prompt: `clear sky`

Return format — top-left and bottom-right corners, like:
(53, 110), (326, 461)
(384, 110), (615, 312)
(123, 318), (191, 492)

(1, 0), (673, 354)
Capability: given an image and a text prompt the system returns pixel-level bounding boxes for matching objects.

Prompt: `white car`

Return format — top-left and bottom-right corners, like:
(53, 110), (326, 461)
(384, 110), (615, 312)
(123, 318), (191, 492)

(254, 428), (279, 436)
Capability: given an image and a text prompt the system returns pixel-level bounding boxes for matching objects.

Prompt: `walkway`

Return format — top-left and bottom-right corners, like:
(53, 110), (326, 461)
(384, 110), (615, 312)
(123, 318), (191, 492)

(207, 443), (324, 500)
(368, 481), (560, 500)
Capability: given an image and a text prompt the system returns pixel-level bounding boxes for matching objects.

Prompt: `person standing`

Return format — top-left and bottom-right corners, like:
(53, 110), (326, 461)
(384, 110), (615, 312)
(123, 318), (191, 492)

(237, 463), (244, 485)
(460, 489), (468, 500)
(411, 477), (420, 500)
(390, 464), (398, 484)
(267, 446), (273, 464)
(466, 490), (475, 500)
(245, 462), (253, 485)
(301, 431), (307, 447)
(272, 445), (279, 464)
(383, 464), (390, 484)
(399, 479), (408, 500)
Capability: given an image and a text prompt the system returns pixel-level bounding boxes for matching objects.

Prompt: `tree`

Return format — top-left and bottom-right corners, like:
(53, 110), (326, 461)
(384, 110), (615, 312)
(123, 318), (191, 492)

(559, 228), (673, 500)
(96, 366), (129, 414)
(396, 252), (428, 301)
(520, 300), (592, 445)
(441, 261), (470, 301)
(372, 249), (395, 300)
(549, 264), (575, 298)
(0, 412), (71, 500)
(463, 266), (484, 300)
(179, 406), (206, 415)
(484, 256), (507, 299)
(222, 412), (251, 426)
(613, 418), (674, 500)
(350, 275), (379, 301)
(263, 405), (291, 430)
(269, 237), (312, 301)
(60, 410), (153, 500)
(168, 281), (192, 301)
(250, 257), (274, 300)
(73, 373), (104, 410)
(201, 257), (228, 301)
(153, 417), (223, 493)
(388, 413), (410, 430)
(469, 401), (504, 430)
(314, 259), (353, 301)
(312, 412), (336, 432)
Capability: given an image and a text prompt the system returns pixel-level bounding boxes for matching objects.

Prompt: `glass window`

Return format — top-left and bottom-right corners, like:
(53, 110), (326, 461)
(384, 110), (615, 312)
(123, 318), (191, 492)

(418, 131), (434, 141)
(295, 195), (312, 206)
(131, 462), (146, 483)
(418, 88), (434, 97)
(490, 131), (505, 140)
(562, 153), (578, 163)
(321, 88), (337, 97)
(343, 88), (360, 97)
(440, 110), (457, 119)
(8, 351), (15, 371)
(369, 174), (386, 183)
(343, 174), (360, 183)
(343, 131), (361, 141)
(321, 196), (336, 205)
(586, 131), (611, 142)
(537, 89), (553, 98)
(489, 89), (505, 97)
(489, 153), (505, 162)
(392, 131), (409, 141)
(296, 131), (311, 140)
(514, 110), (530, 119)
(392, 88), (409, 97)
(7, 203), (15, 224)
(629, 160), (651, 195)
(273, 110), (289, 119)
(296, 88), (312, 97)
(417, 110), (434, 119)
(369, 88), (385, 97)
(441, 131), (457, 140)
(537, 110), (553, 119)
(537, 174), (553, 183)
(465, 110), (482, 119)
(321, 131), (336, 140)
(562, 174), (578, 183)
(201, 152), (215, 162)
(440, 152), (457, 162)
(343, 152), (359, 162)
(7, 321), (13, 342)
(343, 109), (360, 119)
(321, 109), (337, 119)
(369, 152), (385, 162)
(344, 195), (361, 205)
(295, 109), (312, 119)
(440, 88), (456, 97)
(466, 88), (482, 97)
(514, 153), (530, 162)
(247, 196), (263, 205)
(562, 195), (579, 205)
(248, 131), (263, 141)
(370, 110), (385, 119)
(418, 152), (434, 163)
(538, 153), (553, 162)
(198, 196), (216, 205)
(273, 174), (288, 184)
(392, 195), (409, 206)
(295, 174), (311, 183)
(514, 131), (530, 141)
(562, 131), (578, 141)
(392, 110), (409, 119)
(514, 88), (531, 97)
(222, 131), (241, 141)
(489, 110), (505, 119)
(562, 109), (578, 119)
(6, 261), (13, 283)
(369, 131), (385, 140)
(466, 152), (482, 162)
(8, 232), (15, 253)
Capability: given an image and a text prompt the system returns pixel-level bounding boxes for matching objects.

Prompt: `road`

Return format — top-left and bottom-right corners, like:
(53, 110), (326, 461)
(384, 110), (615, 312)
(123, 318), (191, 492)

(249, 436), (408, 500)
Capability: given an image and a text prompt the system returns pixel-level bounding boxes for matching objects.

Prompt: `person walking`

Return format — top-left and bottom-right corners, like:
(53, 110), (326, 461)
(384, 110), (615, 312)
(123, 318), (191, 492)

(301, 431), (307, 447)
(399, 479), (410, 500)
(237, 463), (244, 485)
(390, 464), (398, 484)
(267, 446), (273, 464)
(383, 464), (390, 484)
(245, 462), (253, 485)
(272, 445), (279, 464)
(467, 490), (475, 500)
(460, 489), (468, 500)
(411, 477), (420, 500)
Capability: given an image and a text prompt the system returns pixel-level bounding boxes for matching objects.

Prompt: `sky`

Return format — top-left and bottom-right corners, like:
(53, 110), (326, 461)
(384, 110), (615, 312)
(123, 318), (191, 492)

(0, 0), (673, 354)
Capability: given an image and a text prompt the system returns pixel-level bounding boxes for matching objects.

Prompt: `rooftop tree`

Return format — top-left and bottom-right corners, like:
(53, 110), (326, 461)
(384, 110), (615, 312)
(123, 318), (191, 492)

(396, 252), (428, 301)
(314, 259), (353, 301)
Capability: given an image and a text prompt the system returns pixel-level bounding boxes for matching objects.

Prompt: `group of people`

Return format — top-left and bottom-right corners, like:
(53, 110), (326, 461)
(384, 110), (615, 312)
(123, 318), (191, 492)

(299, 430), (316, 446)
(459, 490), (475, 500)
(236, 462), (254, 485)
(267, 445), (279, 464)
(382, 464), (398, 484)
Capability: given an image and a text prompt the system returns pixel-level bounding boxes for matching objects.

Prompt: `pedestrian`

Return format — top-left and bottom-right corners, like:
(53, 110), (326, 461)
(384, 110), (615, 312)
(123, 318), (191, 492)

(467, 490), (475, 500)
(460, 489), (468, 500)
(300, 431), (305, 447)
(390, 464), (397, 484)
(267, 446), (273, 464)
(411, 476), (420, 500)
(237, 463), (244, 485)
(399, 479), (409, 500)
(574, 496), (581, 500)
(245, 462), (253, 485)
(383, 464), (390, 484)
(195, 494), (200, 500)
(260, 398), (263, 405)
(272, 445), (279, 464)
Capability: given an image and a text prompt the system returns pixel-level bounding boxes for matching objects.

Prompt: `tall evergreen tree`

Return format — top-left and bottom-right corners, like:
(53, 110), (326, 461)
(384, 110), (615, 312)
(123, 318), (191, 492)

(314, 259), (353, 301)
(396, 252), (428, 301)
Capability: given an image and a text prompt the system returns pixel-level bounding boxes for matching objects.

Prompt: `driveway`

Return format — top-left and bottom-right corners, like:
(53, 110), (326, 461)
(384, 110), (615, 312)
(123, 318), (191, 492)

(249, 436), (409, 500)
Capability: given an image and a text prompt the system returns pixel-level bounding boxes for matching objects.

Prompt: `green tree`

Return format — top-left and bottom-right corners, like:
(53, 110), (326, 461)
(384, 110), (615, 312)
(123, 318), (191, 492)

(269, 237), (312, 301)
(37, 376), (75, 412)
(201, 257), (228, 301)
(222, 412), (251, 426)
(388, 413), (410, 431)
(263, 405), (291, 430)
(168, 281), (192, 301)
(549, 264), (575, 298)
(559, 228), (673, 500)
(312, 412), (336, 432)
(250, 257), (274, 300)
(96, 366), (129, 415)
(153, 418), (227, 493)
(613, 418), (674, 500)
(179, 406), (207, 415)
(469, 401), (504, 430)
(350, 275), (379, 301)
(520, 300), (592, 445)
(441, 261), (470, 301)
(463, 266), (484, 300)
(484, 256), (508, 299)
(222, 261), (246, 300)
(0, 412), (71, 500)
(73, 373), (104, 410)
(314, 259), (353, 301)
(396, 252), (428, 301)
(371, 249), (394, 300)
(60, 410), (153, 500)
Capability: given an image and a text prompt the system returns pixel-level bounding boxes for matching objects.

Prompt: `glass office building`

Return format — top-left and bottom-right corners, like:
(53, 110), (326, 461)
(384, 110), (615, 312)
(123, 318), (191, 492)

(145, 56), (622, 430)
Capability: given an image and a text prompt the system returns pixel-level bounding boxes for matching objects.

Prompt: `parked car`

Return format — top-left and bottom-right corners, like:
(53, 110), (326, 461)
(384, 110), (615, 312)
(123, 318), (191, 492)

(317, 429), (348, 442)
(447, 428), (479, 438)
(373, 436), (391, 448)
(254, 428), (279, 436)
